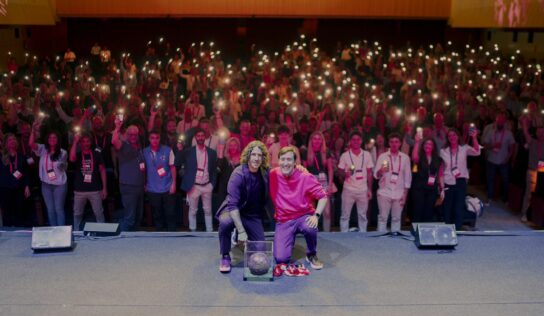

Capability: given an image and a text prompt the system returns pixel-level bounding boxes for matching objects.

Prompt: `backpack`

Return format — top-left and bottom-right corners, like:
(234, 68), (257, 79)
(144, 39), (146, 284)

(466, 195), (484, 217)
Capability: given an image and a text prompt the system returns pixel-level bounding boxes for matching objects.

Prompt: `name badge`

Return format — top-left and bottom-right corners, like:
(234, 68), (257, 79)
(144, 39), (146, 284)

(427, 175), (436, 186)
(318, 172), (327, 182)
(27, 157), (35, 165)
(538, 161), (544, 173)
(84, 174), (92, 183)
(139, 162), (146, 171)
(13, 170), (22, 180)
(47, 169), (57, 181)
(452, 167), (461, 178)
(390, 172), (399, 185)
(157, 167), (167, 177)
(355, 169), (364, 180)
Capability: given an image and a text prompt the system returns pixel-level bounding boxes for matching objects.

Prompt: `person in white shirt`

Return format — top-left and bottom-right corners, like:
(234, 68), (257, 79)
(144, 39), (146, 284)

(338, 131), (374, 232)
(374, 133), (412, 233)
(440, 128), (480, 230)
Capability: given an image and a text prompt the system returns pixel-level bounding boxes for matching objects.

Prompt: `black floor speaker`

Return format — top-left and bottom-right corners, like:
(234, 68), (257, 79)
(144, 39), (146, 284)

(83, 222), (120, 237)
(31, 226), (74, 252)
(412, 222), (458, 249)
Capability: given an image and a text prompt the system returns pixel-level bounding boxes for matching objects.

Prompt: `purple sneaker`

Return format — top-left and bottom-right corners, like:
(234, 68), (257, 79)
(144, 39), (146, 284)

(219, 255), (231, 273)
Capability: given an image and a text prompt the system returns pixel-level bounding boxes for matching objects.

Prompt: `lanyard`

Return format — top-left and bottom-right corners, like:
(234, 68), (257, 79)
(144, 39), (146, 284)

(81, 151), (94, 173)
(450, 147), (459, 169)
(389, 153), (401, 174)
(197, 148), (208, 170)
(426, 156), (436, 177)
(45, 153), (55, 171)
(9, 153), (18, 173)
(349, 149), (364, 170)
(150, 148), (162, 168)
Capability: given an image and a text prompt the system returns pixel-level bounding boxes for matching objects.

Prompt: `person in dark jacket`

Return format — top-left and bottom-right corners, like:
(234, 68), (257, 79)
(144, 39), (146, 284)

(0, 134), (31, 227)
(216, 140), (270, 273)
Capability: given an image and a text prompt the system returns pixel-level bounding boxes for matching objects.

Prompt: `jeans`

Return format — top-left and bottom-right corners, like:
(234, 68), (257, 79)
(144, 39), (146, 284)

(443, 178), (467, 230)
(119, 184), (145, 231)
(486, 161), (509, 201)
(41, 182), (67, 226)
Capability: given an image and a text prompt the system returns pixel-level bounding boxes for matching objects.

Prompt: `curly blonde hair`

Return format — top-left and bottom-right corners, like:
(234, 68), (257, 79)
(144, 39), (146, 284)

(240, 140), (269, 170)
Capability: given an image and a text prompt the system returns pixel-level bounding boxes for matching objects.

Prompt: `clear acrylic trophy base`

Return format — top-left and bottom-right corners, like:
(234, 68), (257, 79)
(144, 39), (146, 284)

(243, 240), (274, 282)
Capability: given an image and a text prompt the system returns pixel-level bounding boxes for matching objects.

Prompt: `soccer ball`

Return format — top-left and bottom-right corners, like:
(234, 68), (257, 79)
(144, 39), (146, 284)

(247, 252), (271, 275)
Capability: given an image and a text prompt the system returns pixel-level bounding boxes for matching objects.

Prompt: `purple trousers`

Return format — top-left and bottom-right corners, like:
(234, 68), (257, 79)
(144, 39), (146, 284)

(218, 211), (265, 255)
(274, 215), (317, 264)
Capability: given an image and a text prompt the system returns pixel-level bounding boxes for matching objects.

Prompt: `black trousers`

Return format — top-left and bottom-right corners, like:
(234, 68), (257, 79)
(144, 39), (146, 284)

(147, 192), (177, 231)
(0, 187), (30, 227)
(411, 188), (438, 223)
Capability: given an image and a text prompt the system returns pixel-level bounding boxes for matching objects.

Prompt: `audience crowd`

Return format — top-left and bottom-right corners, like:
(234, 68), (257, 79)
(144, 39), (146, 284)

(1, 35), (543, 231)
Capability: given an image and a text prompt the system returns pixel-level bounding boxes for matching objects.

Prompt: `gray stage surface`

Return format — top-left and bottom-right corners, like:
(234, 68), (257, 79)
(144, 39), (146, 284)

(1, 231), (544, 316)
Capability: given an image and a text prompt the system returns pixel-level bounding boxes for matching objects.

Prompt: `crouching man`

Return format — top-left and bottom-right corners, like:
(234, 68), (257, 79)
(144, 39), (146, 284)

(269, 146), (328, 277)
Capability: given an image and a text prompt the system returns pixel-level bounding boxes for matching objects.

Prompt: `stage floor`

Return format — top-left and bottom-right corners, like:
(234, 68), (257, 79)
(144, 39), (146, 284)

(1, 231), (544, 316)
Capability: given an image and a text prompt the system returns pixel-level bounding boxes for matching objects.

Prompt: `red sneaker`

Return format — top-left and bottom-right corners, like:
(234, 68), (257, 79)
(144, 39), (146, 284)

(284, 264), (303, 277)
(295, 263), (311, 276)
(273, 263), (287, 277)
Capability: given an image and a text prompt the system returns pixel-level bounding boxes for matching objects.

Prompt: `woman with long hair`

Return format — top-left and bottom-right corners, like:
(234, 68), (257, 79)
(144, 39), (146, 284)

(440, 128), (480, 230)
(411, 135), (444, 222)
(303, 131), (334, 231)
(0, 134), (31, 227)
(29, 121), (68, 226)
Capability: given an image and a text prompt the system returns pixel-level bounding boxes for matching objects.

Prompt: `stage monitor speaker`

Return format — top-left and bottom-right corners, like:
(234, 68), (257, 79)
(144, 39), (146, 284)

(83, 222), (120, 237)
(413, 223), (458, 249)
(31, 226), (74, 252)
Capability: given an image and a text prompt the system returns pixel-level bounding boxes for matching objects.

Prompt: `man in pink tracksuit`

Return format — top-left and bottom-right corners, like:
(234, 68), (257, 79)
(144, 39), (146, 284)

(269, 146), (328, 276)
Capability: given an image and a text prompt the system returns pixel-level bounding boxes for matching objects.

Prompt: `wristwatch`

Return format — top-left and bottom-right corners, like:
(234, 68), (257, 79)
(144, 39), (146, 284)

(315, 213), (321, 219)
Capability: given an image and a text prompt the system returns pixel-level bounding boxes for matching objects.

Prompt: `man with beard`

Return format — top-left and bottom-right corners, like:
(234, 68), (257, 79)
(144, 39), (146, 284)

(270, 146), (328, 277)
(483, 111), (515, 204)
(216, 141), (270, 273)
(180, 128), (218, 232)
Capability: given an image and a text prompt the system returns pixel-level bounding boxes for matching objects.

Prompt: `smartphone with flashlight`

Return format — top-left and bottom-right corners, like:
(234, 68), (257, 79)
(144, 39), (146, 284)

(469, 123), (476, 136)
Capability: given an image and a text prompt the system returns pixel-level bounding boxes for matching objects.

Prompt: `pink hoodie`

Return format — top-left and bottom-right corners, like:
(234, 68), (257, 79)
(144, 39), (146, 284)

(269, 167), (327, 223)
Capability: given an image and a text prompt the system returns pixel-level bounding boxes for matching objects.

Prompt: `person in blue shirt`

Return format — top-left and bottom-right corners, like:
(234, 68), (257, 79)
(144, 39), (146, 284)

(143, 130), (177, 231)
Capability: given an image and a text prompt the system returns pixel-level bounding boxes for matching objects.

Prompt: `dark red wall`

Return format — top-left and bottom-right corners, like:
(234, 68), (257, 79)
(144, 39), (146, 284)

(22, 18), (484, 60)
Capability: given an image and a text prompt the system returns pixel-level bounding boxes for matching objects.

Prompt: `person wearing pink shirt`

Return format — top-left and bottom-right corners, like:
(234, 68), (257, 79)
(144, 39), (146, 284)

(269, 146), (328, 277)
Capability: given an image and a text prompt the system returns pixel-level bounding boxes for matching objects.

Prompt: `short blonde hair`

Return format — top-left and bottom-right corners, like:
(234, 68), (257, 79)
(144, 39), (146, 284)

(240, 140), (269, 170)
